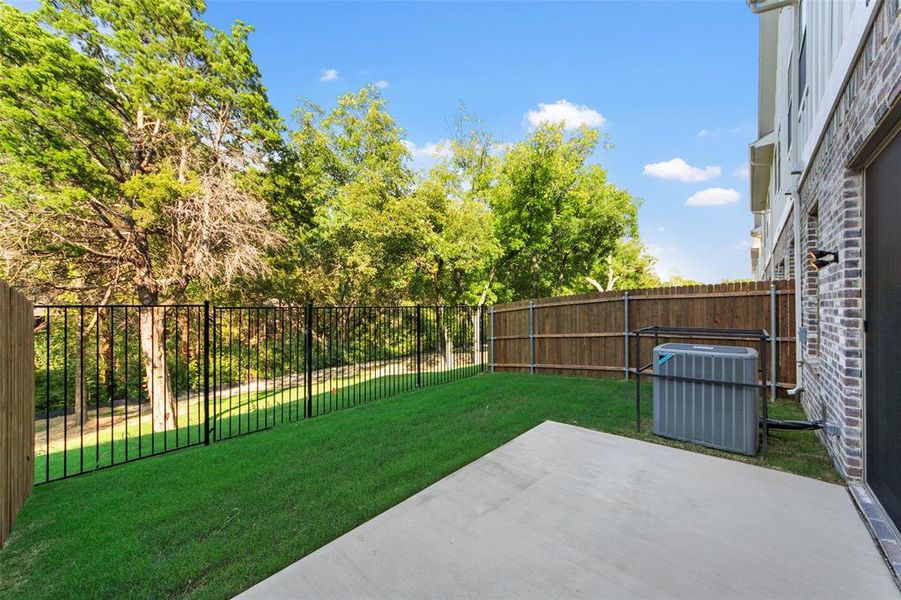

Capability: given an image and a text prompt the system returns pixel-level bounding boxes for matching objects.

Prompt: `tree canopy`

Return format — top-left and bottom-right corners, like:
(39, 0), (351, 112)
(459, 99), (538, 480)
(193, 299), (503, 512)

(0, 0), (285, 305)
(0, 0), (658, 311)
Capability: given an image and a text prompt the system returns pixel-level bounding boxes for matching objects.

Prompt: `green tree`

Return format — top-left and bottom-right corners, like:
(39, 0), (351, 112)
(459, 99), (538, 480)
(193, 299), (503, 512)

(583, 239), (660, 292)
(410, 111), (501, 307)
(284, 87), (431, 305)
(664, 274), (704, 287)
(488, 124), (640, 301)
(409, 112), (502, 366)
(0, 1), (285, 430)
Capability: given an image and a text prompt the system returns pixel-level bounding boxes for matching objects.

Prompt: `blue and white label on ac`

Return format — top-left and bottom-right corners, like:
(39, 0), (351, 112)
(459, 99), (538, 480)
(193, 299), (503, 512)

(657, 353), (675, 367)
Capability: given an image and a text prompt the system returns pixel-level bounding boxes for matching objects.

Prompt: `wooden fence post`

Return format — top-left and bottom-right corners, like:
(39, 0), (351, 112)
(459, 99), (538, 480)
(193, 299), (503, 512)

(489, 306), (495, 373)
(623, 291), (630, 380)
(770, 283), (778, 403)
(529, 301), (534, 374)
(1, 281), (35, 548)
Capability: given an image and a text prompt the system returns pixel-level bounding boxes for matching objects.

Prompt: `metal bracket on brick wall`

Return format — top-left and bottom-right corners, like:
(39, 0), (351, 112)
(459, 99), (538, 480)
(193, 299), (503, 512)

(489, 306), (495, 372)
(623, 291), (630, 380)
(529, 301), (535, 374)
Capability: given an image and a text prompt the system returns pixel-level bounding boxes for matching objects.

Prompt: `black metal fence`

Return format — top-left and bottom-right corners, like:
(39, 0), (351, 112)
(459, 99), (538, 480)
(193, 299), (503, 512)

(33, 303), (485, 484)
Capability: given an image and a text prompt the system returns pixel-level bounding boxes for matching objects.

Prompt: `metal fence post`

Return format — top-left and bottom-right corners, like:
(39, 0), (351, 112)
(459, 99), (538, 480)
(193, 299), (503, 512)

(203, 300), (211, 446)
(623, 291), (630, 380)
(761, 332), (769, 458)
(769, 283), (777, 405)
(479, 304), (485, 373)
(305, 301), (313, 418)
(489, 306), (495, 372)
(635, 329), (641, 433)
(529, 301), (535, 374)
(416, 304), (422, 388)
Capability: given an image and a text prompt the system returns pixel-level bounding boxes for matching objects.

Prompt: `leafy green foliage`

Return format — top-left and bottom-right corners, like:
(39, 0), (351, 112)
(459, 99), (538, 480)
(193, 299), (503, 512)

(488, 124), (640, 300)
(0, 1), (285, 304)
(271, 87), (430, 305)
(1, 1), (655, 311)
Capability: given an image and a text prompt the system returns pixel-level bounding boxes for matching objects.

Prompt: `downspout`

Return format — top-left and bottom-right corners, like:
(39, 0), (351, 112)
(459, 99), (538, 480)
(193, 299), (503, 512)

(787, 188), (804, 398)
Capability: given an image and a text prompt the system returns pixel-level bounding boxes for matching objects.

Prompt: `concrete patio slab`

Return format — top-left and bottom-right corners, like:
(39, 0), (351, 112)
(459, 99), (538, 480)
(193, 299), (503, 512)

(237, 421), (899, 599)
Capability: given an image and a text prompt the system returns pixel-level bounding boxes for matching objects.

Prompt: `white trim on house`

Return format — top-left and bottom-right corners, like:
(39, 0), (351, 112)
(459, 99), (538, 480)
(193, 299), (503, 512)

(797, 1), (881, 187)
(749, 0), (879, 279)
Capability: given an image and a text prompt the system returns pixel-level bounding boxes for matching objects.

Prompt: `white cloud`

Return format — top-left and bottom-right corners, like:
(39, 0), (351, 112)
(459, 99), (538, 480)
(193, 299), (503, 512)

(698, 128), (723, 139)
(375, 80), (390, 89)
(490, 142), (512, 155)
(402, 140), (451, 160)
(732, 163), (750, 180)
(525, 100), (605, 131)
(656, 226), (666, 232)
(319, 68), (340, 82)
(685, 187), (742, 207)
(647, 243), (679, 255)
(643, 158), (721, 182)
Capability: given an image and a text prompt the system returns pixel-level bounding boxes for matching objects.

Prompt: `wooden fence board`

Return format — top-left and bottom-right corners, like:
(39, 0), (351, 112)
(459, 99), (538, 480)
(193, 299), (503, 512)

(0, 281), (34, 548)
(491, 280), (796, 388)
(1, 280), (9, 546)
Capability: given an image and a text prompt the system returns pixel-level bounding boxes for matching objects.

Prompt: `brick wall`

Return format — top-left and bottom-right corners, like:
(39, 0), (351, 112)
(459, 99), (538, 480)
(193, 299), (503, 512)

(769, 0), (900, 480)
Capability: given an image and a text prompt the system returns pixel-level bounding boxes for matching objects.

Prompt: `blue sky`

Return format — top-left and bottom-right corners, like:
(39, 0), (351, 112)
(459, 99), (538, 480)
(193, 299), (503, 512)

(15, 0), (758, 282)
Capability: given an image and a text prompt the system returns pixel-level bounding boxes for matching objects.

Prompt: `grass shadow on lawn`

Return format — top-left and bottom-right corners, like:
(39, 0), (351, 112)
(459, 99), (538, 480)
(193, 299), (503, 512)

(2, 372), (839, 599)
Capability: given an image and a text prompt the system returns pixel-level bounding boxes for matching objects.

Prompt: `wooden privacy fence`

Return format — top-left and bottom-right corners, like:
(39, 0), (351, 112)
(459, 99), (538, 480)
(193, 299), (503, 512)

(488, 280), (795, 388)
(1, 281), (34, 548)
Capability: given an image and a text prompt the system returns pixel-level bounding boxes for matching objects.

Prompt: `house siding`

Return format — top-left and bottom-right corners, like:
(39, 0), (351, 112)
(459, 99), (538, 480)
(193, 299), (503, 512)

(765, 0), (900, 483)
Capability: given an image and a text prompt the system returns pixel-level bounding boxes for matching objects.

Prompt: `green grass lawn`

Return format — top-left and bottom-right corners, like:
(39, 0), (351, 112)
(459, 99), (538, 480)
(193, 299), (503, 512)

(36, 365), (477, 482)
(1, 373), (839, 599)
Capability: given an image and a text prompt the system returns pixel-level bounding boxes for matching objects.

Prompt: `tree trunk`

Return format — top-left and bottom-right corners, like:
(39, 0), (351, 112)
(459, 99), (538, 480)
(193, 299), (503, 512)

(442, 321), (454, 369)
(138, 303), (175, 432)
(471, 310), (481, 365)
(72, 333), (86, 427)
(472, 279), (494, 368)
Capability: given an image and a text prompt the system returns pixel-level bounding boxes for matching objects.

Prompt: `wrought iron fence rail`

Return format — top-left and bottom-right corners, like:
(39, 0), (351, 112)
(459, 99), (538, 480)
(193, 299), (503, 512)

(33, 302), (486, 484)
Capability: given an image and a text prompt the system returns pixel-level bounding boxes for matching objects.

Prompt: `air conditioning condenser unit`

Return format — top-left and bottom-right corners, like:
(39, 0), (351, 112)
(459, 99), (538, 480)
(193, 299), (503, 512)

(652, 343), (759, 455)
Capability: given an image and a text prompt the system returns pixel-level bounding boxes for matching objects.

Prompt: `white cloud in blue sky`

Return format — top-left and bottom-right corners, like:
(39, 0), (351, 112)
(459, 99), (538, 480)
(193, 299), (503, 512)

(319, 68), (340, 82)
(375, 80), (390, 89)
(402, 139), (450, 158)
(525, 100), (605, 131)
(402, 140), (451, 169)
(643, 158), (721, 182)
(732, 163), (750, 179)
(685, 187), (741, 207)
